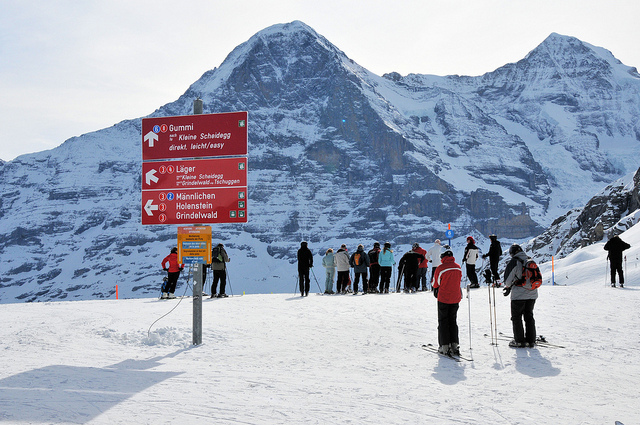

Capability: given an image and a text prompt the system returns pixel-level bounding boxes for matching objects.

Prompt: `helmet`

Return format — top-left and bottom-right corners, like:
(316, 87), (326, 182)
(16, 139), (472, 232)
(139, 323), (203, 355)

(301, 241), (308, 247)
(467, 236), (475, 244)
(489, 234), (497, 240)
(509, 244), (523, 256)
(171, 247), (178, 254)
(412, 242), (420, 249)
(435, 239), (441, 244)
(440, 245), (453, 258)
(374, 242), (380, 247)
(384, 242), (391, 248)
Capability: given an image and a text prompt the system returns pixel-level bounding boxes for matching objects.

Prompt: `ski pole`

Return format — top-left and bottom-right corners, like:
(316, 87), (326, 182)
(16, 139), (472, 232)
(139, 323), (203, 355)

(225, 263), (234, 296)
(467, 283), (473, 359)
(488, 282), (495, 345)
(311, 267), (323, 294)
(492, 283), (498, 342)
(294, 274), (299, 295)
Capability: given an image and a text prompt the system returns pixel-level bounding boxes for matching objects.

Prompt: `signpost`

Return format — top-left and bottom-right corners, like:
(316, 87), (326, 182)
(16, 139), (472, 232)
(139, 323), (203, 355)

(141, 107), (248, 346)
(142, 111), (247, 160)
(142, 157), (247, 190)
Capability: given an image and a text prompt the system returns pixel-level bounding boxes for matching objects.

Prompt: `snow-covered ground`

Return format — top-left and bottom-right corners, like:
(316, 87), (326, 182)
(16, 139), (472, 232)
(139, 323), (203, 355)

(1, 226), (639, 424)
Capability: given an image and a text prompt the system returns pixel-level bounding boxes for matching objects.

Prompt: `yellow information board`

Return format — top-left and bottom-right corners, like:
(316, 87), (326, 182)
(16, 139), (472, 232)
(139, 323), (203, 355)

(177, 226), (212, 264)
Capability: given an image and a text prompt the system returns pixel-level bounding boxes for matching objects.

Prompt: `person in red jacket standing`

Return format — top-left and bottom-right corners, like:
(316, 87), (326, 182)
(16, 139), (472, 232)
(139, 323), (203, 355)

(432, 246), (463, 356)
(161, 247), (184, 299)
(413, 242), (429, 291)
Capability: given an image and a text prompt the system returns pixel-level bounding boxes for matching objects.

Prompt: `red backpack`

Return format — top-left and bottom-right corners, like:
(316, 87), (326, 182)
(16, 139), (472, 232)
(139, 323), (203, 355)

(517, 258), (542, 290)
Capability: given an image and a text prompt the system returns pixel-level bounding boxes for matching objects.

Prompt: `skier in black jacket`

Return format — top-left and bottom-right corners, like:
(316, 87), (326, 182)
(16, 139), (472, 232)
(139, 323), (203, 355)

(398, 248), (425, 293)
(297, 241), (314, 296)
(482, 234), (502, 286)
(604, 235), (631, 287)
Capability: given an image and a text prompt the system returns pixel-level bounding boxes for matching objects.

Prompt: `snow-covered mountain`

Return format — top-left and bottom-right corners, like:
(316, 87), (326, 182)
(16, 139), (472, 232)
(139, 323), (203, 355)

(1, 21), (640, 302)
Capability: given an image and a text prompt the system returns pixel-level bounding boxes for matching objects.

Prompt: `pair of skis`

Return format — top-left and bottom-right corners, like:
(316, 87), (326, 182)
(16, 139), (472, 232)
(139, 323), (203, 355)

(484, 333), (566, 349)
(421, 344), (473, 362)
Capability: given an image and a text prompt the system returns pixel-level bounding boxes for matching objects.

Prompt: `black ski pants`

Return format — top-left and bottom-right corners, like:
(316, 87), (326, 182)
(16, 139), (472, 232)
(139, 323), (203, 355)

(298, 268), (310, 295)
(490, 258), (500, 283)
(403, 269), (417, 291)
(369, 264), (380, 292)
(511, 299), (536, 345)
(353, 271), (368, 293)
(166, 271), (180, 294)
(466, 263), (478, 286)
(379, 266), (392, 292)
(337, 271), (350, 293)
(437, 302), (460, 347)
(610, 259), (624, 284)
(212, 269), (227, 295)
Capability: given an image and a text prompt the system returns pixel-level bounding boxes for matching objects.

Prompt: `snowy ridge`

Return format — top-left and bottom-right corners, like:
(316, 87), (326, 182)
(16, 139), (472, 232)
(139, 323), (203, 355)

(1, 21), (640, 302)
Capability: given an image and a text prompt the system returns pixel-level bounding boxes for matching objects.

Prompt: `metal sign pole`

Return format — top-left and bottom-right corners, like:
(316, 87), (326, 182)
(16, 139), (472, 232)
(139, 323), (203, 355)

(193, 263), (203, 345)
(193, 98), (204, 346)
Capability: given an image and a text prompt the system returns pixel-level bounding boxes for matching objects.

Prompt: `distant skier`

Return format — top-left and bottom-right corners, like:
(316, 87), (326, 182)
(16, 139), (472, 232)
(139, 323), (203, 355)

(398, 246), (425, 293)
(161, 247), (184, 299)
(503, 244), (538, 348)
(335, 244), (351, 294)
(368, 242), (381, 293)
(210, 243), (230, 298)
(378, 242), (395, 293)
(413, 242), (429, 291)
(427, 239), (443, 289)
(432, 246), (462, 355)
(322, 248), (336, 294)
(297, 241), (313, 297)
(349, 244), (370, 294)
(463, 236), (480, 288)
(482, 234), (502, 286)
(604, 235), (631, 288)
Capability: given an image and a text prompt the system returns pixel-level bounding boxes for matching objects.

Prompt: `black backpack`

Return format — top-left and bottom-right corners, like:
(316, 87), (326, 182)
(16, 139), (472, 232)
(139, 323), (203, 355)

(212, 247), (222, 263)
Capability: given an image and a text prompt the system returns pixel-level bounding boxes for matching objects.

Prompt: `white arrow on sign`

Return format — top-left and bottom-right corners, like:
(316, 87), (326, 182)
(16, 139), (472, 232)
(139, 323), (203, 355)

(145, 169), (159, 185)
(144, 199), (159, 216)
(144, 131), (158, 147)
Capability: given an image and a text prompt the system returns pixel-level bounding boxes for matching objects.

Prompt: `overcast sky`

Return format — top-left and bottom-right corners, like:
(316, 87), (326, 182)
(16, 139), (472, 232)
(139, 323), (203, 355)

(1, 0), (638, 161)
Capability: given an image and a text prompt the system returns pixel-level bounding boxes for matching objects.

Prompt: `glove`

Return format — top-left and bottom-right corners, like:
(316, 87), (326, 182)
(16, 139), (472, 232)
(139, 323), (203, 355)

(503, 286), (511, 297)
(433, 287), (439, 298)
(163, 268), (168, 272)
(179, 267), (184, 272)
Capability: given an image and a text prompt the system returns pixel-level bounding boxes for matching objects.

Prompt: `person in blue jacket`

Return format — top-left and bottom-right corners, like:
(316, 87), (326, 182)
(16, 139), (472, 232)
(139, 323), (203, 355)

(378, 242), (395, 293)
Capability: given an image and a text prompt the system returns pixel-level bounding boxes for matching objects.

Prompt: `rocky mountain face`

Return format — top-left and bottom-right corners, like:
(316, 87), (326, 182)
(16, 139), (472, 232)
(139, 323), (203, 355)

(1, 21), (639, 302)
(525, 166), (640, 263)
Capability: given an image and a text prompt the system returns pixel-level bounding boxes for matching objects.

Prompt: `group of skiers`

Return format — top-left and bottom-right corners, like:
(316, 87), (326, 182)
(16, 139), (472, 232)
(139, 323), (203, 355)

(298, 236), (504, 297)
(160, 243), (231, 299)
(297, 235), (544, 355)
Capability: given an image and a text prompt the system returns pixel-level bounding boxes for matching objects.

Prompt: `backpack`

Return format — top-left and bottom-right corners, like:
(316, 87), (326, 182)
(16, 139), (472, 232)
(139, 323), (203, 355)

(354, 252), (362, 266)
(212, 247), (222, 263)
(516, 258), (542, 290)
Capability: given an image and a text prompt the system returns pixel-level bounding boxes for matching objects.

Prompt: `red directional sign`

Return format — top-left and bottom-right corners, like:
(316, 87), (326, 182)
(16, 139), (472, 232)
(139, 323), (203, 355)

(142, 157), (247, 190)
(142, 111), (248, 161)
(142, 187), (247, 225)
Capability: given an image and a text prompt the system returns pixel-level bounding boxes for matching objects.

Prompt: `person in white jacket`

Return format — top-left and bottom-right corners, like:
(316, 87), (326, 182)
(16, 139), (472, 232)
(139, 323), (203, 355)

(335, 244), (351, 294)
(427, 239), (442, 290)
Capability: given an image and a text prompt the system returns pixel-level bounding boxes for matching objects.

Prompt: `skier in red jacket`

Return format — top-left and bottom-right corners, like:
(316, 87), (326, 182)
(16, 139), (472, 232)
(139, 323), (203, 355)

(432, 246), (463, 355)
(161, 247), (183, 299)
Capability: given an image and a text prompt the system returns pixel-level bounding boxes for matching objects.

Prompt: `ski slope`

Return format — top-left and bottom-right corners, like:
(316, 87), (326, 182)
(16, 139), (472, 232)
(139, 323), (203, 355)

(1, 226), (639, 424)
